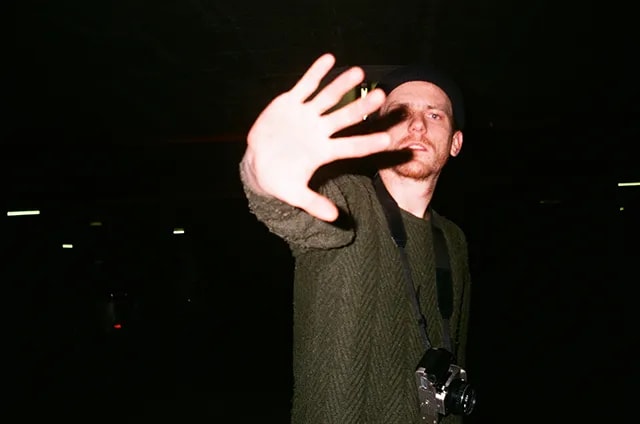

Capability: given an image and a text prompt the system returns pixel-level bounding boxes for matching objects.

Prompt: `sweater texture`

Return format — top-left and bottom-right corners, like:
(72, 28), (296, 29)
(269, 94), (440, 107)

(241, 169), (472, 424)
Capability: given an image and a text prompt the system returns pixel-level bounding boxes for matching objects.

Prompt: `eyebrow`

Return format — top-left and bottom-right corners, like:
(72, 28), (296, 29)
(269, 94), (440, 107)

(385, 101), (450, 114)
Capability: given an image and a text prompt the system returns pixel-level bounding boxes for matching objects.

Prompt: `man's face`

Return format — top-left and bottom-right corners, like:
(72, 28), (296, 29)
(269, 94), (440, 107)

(380, 81), (463, 179)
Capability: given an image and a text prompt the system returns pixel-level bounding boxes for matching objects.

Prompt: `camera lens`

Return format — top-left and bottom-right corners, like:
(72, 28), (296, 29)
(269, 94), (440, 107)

(445, 379), (476, 416)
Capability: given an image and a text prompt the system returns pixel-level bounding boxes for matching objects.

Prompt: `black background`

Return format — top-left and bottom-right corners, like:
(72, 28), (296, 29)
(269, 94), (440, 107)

(5, 1), (639, 422)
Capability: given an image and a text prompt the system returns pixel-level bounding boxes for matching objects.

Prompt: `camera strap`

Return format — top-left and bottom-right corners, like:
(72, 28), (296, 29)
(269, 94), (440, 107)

(373, 174), (454, 352)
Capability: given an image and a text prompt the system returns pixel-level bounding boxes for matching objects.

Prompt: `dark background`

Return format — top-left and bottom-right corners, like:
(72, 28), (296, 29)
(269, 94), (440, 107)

(5, 1), (639, 422)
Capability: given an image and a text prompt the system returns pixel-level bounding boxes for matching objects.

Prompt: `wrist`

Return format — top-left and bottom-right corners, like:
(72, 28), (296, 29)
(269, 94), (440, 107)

(239, 150), (269, 197)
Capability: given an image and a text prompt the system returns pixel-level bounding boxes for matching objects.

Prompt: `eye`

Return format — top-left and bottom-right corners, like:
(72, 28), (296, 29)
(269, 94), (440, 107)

(429, 112), (442, 120)
(377, 106), (408, 128)
(386, 106), (408, 119)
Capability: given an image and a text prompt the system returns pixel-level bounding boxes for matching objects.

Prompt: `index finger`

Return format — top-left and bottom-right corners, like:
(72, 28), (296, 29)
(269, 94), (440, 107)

(288, 53), (336, 102)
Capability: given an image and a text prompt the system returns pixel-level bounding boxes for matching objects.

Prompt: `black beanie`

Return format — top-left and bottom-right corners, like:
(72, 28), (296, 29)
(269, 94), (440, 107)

(375, 65), (465, 130)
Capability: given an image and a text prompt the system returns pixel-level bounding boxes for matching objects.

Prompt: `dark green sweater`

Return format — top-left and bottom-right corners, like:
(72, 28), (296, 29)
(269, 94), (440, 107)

(241, 170), (472, 424)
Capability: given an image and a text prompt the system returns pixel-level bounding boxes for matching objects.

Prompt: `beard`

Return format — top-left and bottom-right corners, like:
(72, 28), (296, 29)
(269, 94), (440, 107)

(388, 136), (444, 180)
(391, 156), (436, 180)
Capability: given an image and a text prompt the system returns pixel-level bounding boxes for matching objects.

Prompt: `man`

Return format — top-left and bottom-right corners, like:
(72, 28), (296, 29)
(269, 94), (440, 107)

(239, 53), (473, 424)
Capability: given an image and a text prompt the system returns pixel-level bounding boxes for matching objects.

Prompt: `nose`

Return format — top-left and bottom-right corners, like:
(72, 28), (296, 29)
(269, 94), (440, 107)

(408, 112), (427, 134)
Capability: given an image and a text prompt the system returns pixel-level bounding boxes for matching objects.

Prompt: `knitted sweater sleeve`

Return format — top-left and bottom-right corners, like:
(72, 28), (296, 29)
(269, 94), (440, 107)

(239, 163), (356, 251)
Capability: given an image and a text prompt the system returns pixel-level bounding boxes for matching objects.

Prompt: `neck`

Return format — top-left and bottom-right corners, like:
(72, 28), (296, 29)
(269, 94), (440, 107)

(377, 169), (439, 218)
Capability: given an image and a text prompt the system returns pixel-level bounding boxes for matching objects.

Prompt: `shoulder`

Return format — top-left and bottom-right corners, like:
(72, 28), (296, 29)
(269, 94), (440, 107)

(432, 210), (468, 251)
(432, 211), (472, 282)
(314, 170), (375, 200)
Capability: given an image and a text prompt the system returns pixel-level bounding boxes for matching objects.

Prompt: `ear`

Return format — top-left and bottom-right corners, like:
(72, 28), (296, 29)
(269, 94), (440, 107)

(449, 130), (463, 157)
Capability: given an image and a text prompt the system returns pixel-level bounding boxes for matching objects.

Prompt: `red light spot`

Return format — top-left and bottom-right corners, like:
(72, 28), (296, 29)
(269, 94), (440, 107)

(113, 323), (122, 329)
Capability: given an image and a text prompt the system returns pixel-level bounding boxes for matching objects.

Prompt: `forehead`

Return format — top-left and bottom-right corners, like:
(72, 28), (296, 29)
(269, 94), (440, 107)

(384, 81), (452, 111)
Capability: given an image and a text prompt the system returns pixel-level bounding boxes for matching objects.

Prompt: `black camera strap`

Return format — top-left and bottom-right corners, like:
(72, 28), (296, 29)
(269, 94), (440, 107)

(373, 175), (454, 352)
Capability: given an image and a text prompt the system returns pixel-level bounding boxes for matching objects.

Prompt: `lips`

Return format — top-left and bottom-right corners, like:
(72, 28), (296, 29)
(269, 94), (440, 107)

(407, 143), (428, 151)
(400, 141), (430, 151)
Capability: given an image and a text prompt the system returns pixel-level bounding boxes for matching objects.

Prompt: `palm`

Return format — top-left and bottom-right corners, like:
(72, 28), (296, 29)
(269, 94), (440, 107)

(245, 53), (390, 221)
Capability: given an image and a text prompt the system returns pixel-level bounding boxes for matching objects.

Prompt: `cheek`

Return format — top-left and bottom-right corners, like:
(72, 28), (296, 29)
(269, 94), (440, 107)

(431, 137), (454, 157)
(429, 126), (452, 143)
(386, 126), (405, 144)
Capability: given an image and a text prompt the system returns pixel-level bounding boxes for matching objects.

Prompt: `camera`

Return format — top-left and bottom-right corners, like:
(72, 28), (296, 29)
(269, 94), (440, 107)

(415, 348), (476, 423)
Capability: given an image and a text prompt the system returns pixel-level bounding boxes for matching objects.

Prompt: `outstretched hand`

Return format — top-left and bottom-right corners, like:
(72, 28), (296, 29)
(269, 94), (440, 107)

(242, 53), (391, 222)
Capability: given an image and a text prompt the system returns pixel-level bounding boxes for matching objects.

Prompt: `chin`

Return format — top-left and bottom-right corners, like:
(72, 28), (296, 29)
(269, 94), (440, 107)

(393, 161), (434, 180)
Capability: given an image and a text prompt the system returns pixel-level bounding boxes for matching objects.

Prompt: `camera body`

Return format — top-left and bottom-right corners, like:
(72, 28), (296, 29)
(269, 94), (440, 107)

(415, 347), (476, 423)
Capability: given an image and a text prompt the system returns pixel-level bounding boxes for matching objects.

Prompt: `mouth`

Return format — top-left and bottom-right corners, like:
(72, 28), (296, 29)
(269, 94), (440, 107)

(407, 143), (427, 151)
(401, 142), (430, 152)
